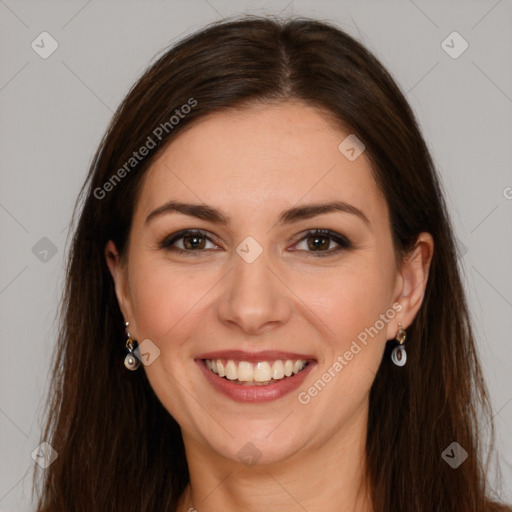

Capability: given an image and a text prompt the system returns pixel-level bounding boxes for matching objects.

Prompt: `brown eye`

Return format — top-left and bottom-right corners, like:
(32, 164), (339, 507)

(160, 230), (217, 254)
(181, 233), (206, 250)
(306, 234), (330, 251)
(293, 229), (352, 256)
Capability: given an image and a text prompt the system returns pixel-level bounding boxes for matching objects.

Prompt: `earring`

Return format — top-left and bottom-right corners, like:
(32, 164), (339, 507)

(391, 323), (407, 366)
(124, 321), (140, 371)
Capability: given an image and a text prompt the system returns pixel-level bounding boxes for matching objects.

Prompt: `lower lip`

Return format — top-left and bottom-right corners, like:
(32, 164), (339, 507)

(195, 359), (316, 403)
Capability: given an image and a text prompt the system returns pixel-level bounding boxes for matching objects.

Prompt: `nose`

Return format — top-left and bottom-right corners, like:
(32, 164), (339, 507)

(216, 246), (292, 336)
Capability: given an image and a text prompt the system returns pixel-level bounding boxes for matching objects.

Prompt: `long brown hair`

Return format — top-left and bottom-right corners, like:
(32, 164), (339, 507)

(33, 15), (511, 511)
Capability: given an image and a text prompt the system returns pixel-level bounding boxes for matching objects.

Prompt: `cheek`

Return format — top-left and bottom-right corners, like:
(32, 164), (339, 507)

(294, 261), (394, 403)
(296, 259), (392, 340)
(129, 249), (394, 347)
(127, 255), (208, 342)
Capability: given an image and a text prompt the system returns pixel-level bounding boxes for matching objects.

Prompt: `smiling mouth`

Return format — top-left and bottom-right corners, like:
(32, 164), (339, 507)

(202, 358), (311, 386)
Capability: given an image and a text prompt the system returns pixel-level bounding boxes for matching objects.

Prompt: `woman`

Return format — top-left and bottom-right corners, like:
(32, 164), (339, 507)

(33, 15), (511, 512)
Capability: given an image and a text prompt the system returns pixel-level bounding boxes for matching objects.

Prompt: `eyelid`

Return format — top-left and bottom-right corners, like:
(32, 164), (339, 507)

(291, 229), (352, 256)
(159, 228), (352, 256)
(159, 229), (219, 251)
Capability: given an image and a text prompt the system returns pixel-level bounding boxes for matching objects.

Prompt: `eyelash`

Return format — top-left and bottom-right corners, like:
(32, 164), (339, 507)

(159, 229), (353, 257)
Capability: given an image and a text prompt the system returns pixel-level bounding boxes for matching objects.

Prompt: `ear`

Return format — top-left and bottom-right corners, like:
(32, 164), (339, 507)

(105, 240), (134, 329)
(386, 232), (434, 340)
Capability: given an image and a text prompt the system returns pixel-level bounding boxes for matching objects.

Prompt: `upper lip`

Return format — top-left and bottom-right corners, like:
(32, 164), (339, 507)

(195, 350), (317, 363)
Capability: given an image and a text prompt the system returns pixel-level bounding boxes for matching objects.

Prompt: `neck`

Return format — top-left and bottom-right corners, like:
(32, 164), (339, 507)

(176, 405), (373, 512)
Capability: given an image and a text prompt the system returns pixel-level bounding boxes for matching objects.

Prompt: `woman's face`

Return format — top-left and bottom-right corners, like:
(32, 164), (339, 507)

(107, 100), (432, 466)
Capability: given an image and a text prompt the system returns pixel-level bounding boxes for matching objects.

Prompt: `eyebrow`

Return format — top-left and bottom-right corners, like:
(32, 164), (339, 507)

(144, 200), (370, 227)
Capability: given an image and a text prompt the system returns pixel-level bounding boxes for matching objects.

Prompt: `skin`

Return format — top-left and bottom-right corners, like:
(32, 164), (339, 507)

(105, 100), (434, 512)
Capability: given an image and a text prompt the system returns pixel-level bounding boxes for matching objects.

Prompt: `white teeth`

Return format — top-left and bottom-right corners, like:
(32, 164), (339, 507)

(237, 361), (254, 382)
(205, 358), (309, 384)
(254, 362), (272, 382)
(225, 360), (237, 380)
(293, 360), (304, 374)
(284, 360), (294, 377)
(271, 360), (285, 379)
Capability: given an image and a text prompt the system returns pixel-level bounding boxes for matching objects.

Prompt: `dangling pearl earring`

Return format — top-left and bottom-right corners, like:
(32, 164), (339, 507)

(391, 323), (407, 366)
(124, 321), (140, 371)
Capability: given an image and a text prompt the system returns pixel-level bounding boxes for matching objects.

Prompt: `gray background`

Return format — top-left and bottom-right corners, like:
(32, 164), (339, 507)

(1, 0), (511, 509)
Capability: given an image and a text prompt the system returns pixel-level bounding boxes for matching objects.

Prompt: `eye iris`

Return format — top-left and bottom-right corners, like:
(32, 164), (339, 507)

(183, 234), (205, 250)
(170, 231), (342, 253)
(307, 235), (329, 251)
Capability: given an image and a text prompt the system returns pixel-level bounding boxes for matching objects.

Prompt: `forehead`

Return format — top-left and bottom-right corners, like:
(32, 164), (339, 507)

(134, 101), (388, 228)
